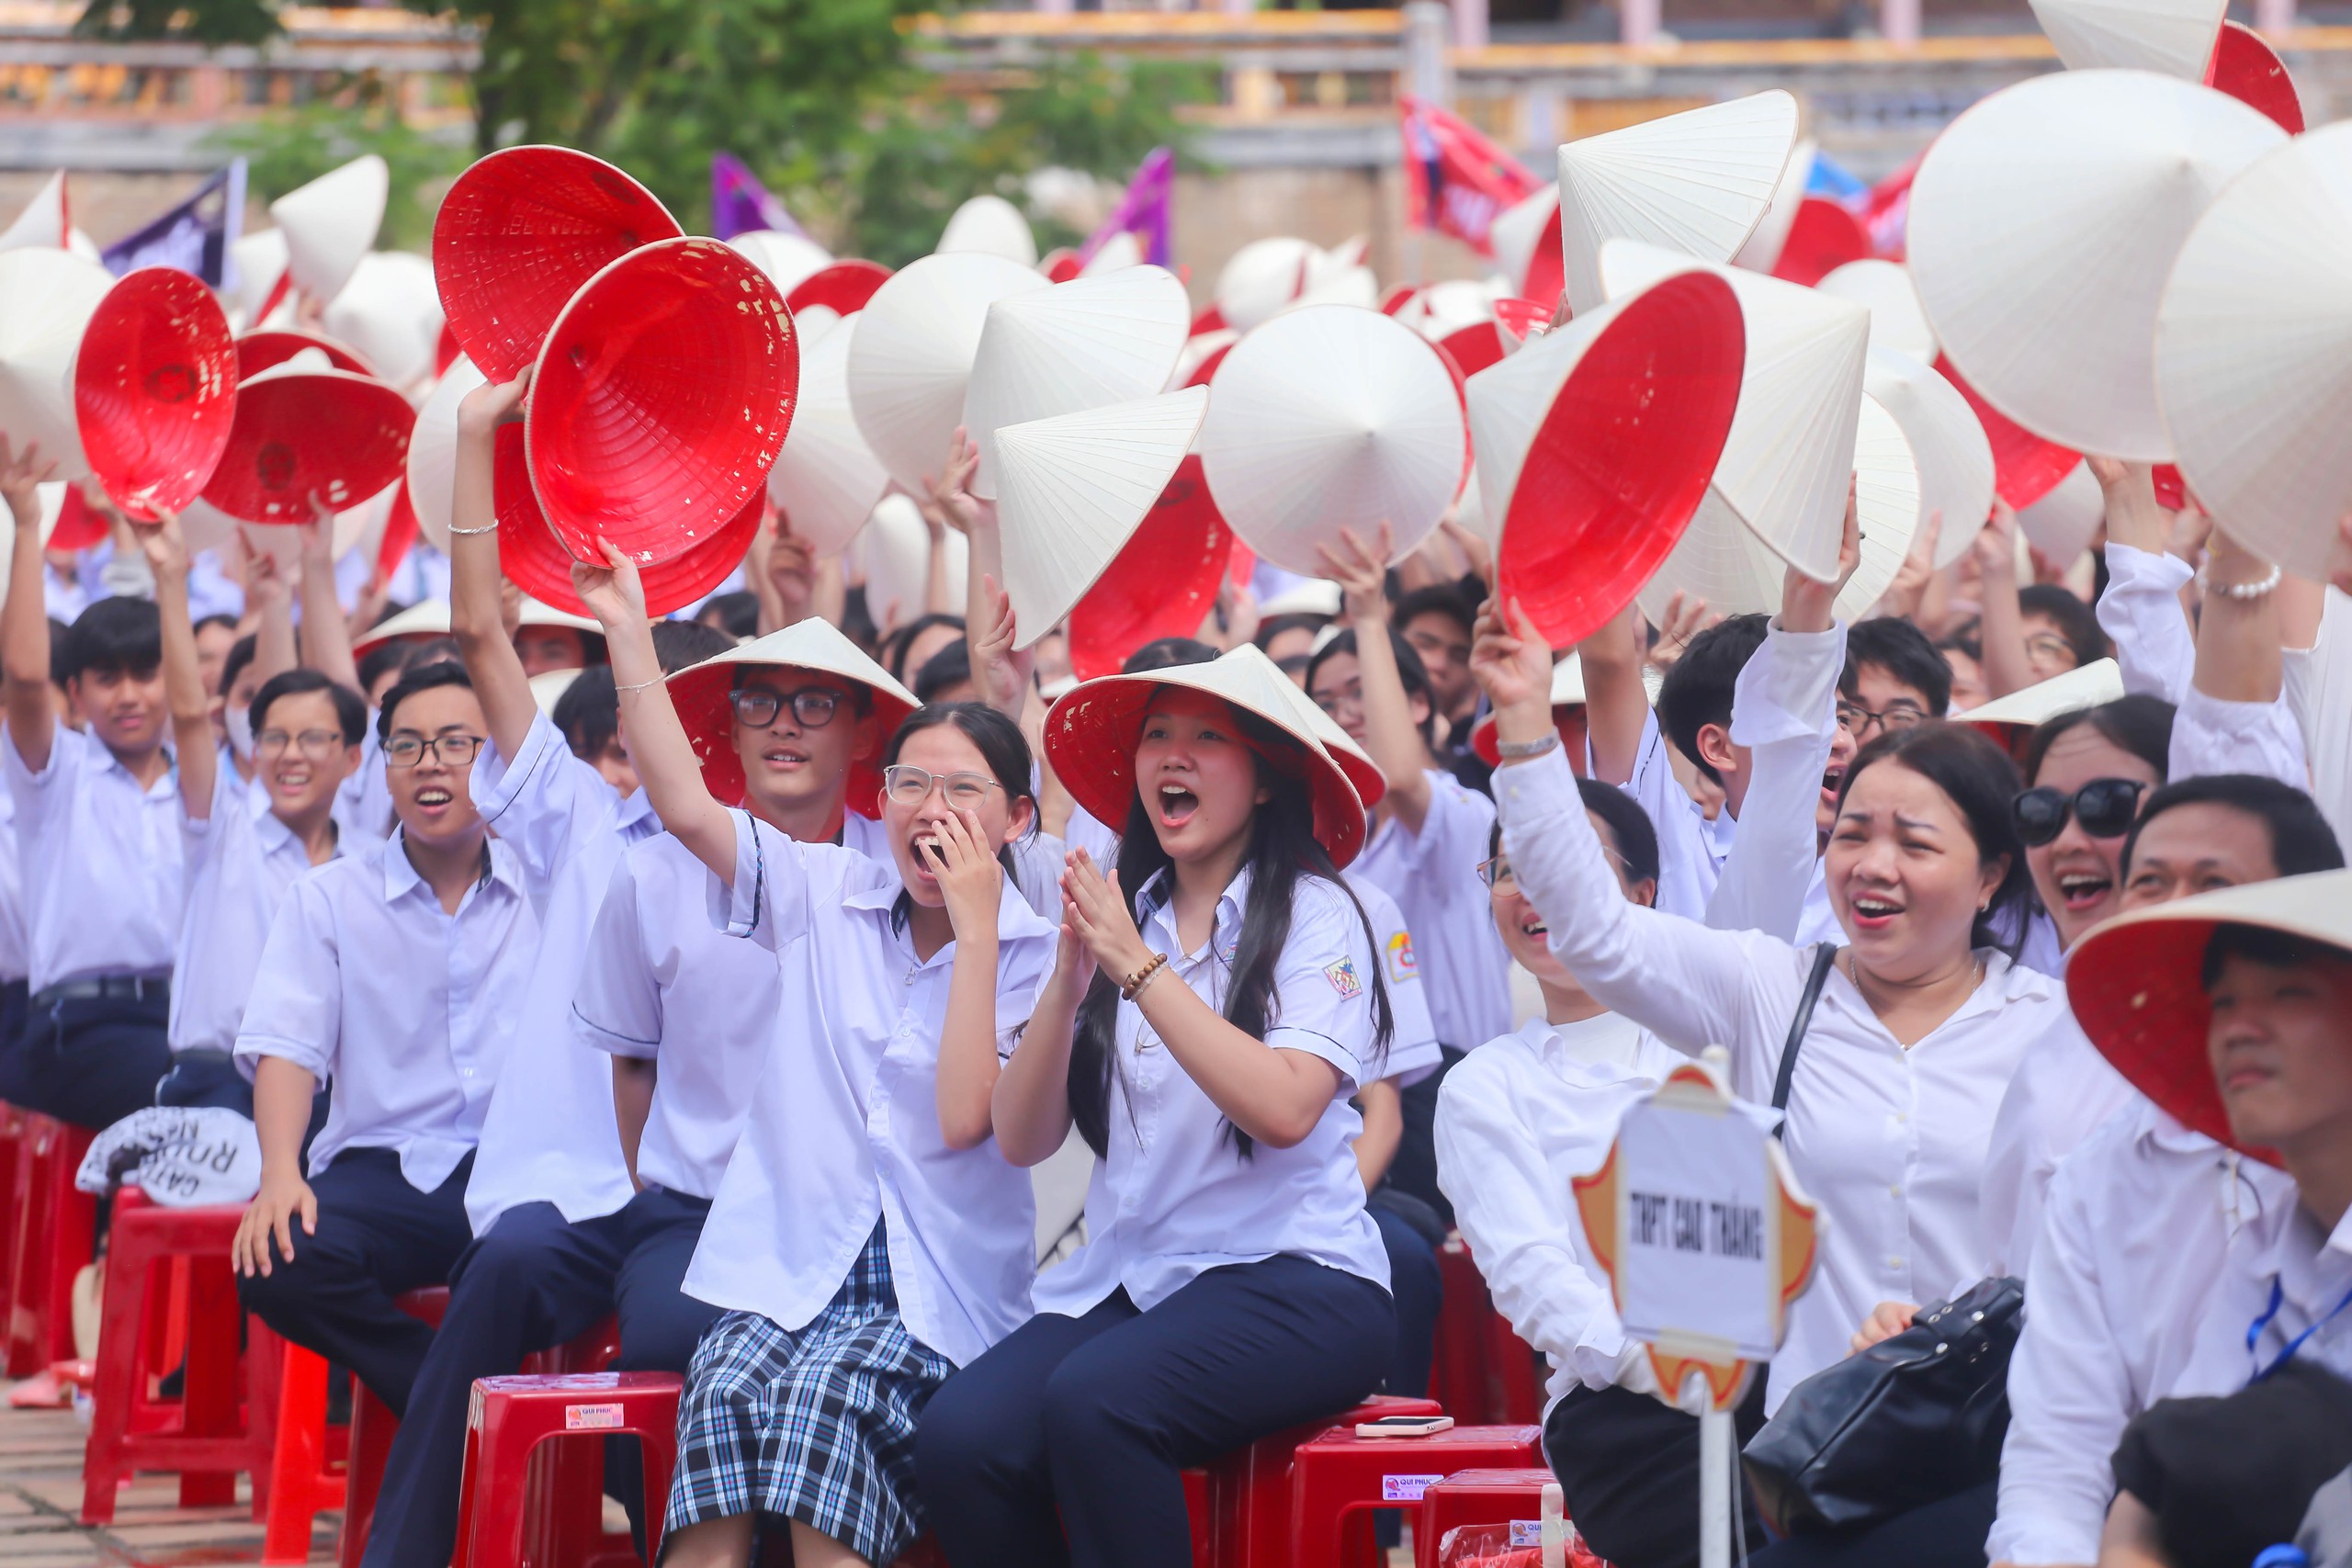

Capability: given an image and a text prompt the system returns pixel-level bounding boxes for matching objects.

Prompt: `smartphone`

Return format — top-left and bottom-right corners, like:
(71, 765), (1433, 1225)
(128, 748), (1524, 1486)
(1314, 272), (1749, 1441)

(1353, 1415), (1454, 1438)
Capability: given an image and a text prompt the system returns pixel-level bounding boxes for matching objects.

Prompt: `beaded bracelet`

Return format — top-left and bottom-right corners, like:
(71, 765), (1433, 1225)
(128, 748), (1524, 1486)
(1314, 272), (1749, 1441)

(1120, 952), (1170, 1001)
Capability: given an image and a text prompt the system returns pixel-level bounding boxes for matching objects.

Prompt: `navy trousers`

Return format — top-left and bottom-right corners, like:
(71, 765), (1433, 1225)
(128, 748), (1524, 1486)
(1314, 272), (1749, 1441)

(9, 989), (171, 1132)
(235, 1148), (477, 1418)
(917, 1253), (1394, 1568)
(1544, 1378), (1770, 1568)
(1742, 1482), (1997, 1568)
(359, 1187), (720, 1568)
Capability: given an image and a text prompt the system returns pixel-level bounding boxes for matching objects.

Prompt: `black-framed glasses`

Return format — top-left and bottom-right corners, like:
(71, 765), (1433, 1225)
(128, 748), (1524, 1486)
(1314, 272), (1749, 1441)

(385, 733), (485, 769)
(256, 728), (346, 760)
(2012, 778), (2148, 847)
(1836, 698), (1930, 740)
(881, 764), (999, 809)
(729, 686), (842, 729)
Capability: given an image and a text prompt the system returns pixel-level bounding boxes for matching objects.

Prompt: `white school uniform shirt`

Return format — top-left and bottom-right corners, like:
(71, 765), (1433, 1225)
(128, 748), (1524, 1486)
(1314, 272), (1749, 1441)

(1618, 708), (1733, 924)
(1496, 747), (2066, 1412)
(1064, 802), (1119, 868)
(6, 725), (183, 990)
(684, 811), (1057, 1370)
(1435, 1014), (1681, 1416)
(1702, 622), (1845, 944)
(0, 787), (25, 986)
(234, 829), (536, 1190)
(1034, 865), (1393, 1319)
(2286, 587), (2352, 848)
(2098, 543), (2198, 701)
(1978, 1009), (2135, 1279)
(569, 830), (796, 1201)
(1353, 770), (1510, 1048)
(1349, 875), (1441, 1086)
(170, 765), (334, 1055)
(1985, 1100), (2292, 1566)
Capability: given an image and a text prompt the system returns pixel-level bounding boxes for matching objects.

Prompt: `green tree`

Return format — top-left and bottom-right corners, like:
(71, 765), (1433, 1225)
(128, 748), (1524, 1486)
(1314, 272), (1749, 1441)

(208, 99), (470, 250)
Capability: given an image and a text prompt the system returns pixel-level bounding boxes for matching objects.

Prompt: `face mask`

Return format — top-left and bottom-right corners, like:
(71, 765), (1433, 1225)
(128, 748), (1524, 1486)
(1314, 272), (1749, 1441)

(225, 705), (254, 761)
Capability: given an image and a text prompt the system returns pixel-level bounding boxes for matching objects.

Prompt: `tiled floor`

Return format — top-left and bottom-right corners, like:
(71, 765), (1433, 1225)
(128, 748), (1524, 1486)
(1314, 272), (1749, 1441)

(0, 1393), (335, 1568)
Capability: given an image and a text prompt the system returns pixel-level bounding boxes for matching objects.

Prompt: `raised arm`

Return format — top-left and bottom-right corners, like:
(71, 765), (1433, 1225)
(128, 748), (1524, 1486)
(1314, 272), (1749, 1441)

(141, 514), (218, 818)
(1579, 602), (1654, 786)
(1, 437), (59, 772)
(2089, 460), (2194, 701)
(938, 429), (1032, 722)
(1319, 524), (1432, 829)
(447, 373), (538, 765)
(2168, 528), (2311, 790)
(295, 495), (360, 693)
(991, 873), (1090, 1167)
(1973, 501), (2036, 700)
(241, 537), (297, 694)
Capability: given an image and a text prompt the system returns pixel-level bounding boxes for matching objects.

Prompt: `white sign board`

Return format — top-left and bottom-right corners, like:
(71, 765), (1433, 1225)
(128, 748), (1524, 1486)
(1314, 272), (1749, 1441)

(1613, 1094), (1781, 1361)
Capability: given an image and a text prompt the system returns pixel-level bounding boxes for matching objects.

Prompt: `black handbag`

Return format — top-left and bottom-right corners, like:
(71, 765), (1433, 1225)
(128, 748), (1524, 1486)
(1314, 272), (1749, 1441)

(1737, 944), (2026, 1537)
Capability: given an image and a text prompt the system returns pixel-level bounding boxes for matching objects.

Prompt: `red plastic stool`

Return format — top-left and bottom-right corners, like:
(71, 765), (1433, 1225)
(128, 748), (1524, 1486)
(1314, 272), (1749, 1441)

(79, 1189), (266, 1523)
(1286, 1424), (1543, 1568)
(337, 1287), (449, 1568)
(1433, 1237), (1492, 1424)
(1415, 1469), (1559, 1568)
(451, 1371), (681, 1568)
(1485, 1312), (1544, 1427)
(514, 1316), (638, 1568)
(5, 1114), (96, 1380)
(1203, 1393), (1443, 1568)
(260, 1341), (346, 1566)
(0, 1104), (26, 1337)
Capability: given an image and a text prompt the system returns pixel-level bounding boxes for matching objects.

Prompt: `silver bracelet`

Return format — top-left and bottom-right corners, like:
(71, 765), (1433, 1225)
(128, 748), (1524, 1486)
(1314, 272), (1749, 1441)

(615, 674), (663, 695)
(2200, 562), (2282, 601)
(446, 522), (498, 536)
(1494, 730), (1561, 761)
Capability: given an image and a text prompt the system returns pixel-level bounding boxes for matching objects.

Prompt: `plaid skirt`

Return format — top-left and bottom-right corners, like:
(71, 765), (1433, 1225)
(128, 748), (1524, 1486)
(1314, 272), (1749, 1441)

(664, 1223), (954, 1565)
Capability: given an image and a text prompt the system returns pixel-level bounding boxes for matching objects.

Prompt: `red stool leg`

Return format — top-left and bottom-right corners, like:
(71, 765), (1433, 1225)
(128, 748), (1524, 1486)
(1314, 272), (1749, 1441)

(6, 1118), (52, 1376)
(43, 1127), (95, 1366)
(461, 1396), (539, 1568)
(338, 1382), (397, 1568)
(77, 1190), (157, 1525)
(175, 1258), (242, 1507)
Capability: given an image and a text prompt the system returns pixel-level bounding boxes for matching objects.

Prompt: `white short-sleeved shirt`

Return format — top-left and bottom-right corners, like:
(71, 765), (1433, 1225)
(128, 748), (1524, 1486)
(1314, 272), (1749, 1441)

(0, 786), (26, 986)
(233, 830), (537, 1191)
(1986, 1102), (2290, 1565)
(1617, 708), (1732, 924)
(1498, 747), (2068, 1409)
(1346, 875), (1439, 1085)
(171, 766), (334, 1055)
(571, 831), (793, 1201)
(1035, 865), (1394, 1319)
(6, 725), (183, 990)
(1437, 1015), (1682, 1416)
(684, 811), (1057, 1369)
(1352, 770), (1511, 1049)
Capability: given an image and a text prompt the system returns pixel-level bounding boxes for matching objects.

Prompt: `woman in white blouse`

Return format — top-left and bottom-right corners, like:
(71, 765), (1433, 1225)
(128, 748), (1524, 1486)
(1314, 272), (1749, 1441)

(579, 550), (1058, 1568)
(917, 647), (1397, 1568)
(1474, 594), (2068, 1562)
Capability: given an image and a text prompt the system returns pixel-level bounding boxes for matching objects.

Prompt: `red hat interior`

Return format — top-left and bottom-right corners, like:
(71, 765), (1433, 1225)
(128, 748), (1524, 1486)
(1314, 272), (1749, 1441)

(74, 268), (239, 521)
(235, 329), (374, 379)
(1935, 354), (2077, 510)
(1066, 455), (1235, 682)
(2205, 19), (2304, 133)
(200, 364), (411, 525)
(785, 260), (893, 320)
(1771, 197), (1873, 288)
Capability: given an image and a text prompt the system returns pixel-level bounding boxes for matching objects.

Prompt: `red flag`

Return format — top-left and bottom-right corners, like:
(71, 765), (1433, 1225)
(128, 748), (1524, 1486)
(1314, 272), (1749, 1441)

(1862, 156), (1919, 262)
(1400, 96), (1542, 257)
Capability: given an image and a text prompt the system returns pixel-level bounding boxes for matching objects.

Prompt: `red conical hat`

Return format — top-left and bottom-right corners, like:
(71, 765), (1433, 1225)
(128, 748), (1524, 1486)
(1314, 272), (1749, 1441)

(526, 237), (797, 569)
(433, 146), (682, 383)
(490, 423), (763, 620)
(200, 355), (410, 524)
(667, 619), (919, 817)
(1934, 354), (2077, 510)
(786, 260), (892, 320)
(1066, 454), (1234, 682)
(2204, 19), (2304, 132)
(73, 268), (239, 521)
(235, 329), (374, 379)
(1770, 197), (1873, 288)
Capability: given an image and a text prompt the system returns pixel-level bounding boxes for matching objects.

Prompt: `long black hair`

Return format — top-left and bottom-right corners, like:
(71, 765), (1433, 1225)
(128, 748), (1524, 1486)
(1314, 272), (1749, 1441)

(880, 703), (1036, 933)
(1832, 722), (2035, 958)
(1067, 705), (1393, 1159)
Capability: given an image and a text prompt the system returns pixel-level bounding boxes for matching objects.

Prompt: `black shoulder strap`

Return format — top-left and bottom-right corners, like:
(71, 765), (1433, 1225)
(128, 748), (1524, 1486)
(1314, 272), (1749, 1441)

(1772, 944), (1839, 1118)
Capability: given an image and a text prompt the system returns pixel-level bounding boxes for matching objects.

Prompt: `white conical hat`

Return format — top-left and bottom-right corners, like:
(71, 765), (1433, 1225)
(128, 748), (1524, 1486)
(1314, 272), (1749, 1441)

(0, 173), (69, 253)
(269, 155), (389, 303)
(2030, 0), (2226, 78)
(1555, 89), (1801, 315)
(352, 598), (452, 657)
(2016, 457), (2107, 563)
(1734, 138), (1816, 272)
(0, 248), (114, 475)
(845, 251), (1047, 492)
(2155, 123), (2352, 584)
(994, 387), (1211, 649)
(856, 492), (968, 628)
(529, 666), (581, 716)
(322, 251), (444, 389)
(937, 195), (1037, 267)
(962, 265), (1193, 499)
(1080, 230), (1144, 277)
(1412, 278), (1510, 342)
(404, 355), (486, 554)
(1906, 70), (2283, 462)
(769, 313), (889, 557)
(1488, 188), (1559, 302)
(1601, 239), (1871, 583)
(1293, 263), (1379, 313)
(1817, 260), (1936, 364)
(729, 231), (832, 299)
(1635, 392), (1919, 624)
(225, 230), (288, 328)
(1174, 328), (1237, 386)
(1953, 656), (2124, 728)
(1216, 237), (1316, 333)
(1196, 304), (1466, 577)
(1862, 348), (1994, 568)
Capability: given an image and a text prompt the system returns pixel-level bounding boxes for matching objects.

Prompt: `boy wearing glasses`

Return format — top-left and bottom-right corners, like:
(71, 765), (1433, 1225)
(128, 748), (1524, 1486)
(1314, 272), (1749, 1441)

(144, 513), (365, 1115)
(232, 660), (538, 1423)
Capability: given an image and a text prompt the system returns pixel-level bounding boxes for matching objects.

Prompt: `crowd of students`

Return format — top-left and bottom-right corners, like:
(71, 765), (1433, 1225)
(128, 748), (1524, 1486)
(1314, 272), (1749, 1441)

(1, 357), (2349, 1568)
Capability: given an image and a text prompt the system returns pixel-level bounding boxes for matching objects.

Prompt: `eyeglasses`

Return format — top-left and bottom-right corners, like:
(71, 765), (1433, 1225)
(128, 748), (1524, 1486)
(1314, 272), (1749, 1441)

(256, 728), (345, 760)
(2012, 778), (2147, 847)
(2024, 633), (2077, 669)
(385, 733), (485, 769)
(1476, 854), (1516, 890)
(1836, 699), (1929, 741)
(881, 764), (1000, 809)
(729, 686), (842, 729)
(1311, 682), (1363, 717)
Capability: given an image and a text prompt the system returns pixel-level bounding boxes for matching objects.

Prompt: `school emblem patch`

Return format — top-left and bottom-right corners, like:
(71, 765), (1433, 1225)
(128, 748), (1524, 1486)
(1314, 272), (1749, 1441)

(1385, 931), (1419, 985)
(1324, 958), (1363, 998)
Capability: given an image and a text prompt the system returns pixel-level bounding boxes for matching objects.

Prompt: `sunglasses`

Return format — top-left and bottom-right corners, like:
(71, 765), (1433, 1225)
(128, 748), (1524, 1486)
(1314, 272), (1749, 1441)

(2012, 778), (2147, 848)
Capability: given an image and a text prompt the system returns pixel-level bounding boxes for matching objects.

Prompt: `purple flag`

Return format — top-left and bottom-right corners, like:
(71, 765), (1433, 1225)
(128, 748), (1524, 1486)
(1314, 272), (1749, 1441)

(1077, 147), (1173, 268)
(710, 152), (807, 242)
(102, 160), (245, 288)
